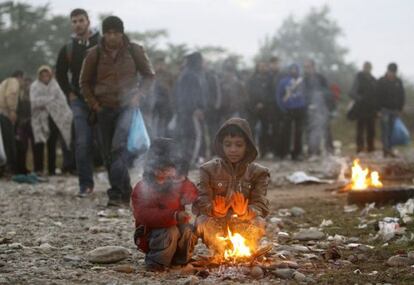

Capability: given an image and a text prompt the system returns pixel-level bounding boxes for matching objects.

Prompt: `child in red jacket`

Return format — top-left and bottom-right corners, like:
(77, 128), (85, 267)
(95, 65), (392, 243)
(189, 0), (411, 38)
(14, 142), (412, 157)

(131, 138), (198, 271)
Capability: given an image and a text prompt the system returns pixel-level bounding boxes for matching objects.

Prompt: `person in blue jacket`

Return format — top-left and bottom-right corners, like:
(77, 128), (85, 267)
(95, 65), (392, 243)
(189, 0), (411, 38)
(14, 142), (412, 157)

(276, 64), (306, 160)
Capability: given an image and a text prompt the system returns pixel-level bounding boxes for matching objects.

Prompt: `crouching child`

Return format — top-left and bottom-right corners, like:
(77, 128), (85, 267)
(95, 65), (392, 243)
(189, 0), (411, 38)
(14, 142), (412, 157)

(193, 118), (270, 257)
(131, 138), (198, 271)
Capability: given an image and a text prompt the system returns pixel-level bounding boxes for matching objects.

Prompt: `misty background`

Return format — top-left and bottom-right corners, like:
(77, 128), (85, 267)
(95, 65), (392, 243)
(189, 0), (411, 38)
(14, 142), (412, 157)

(1, 0), (413, 148)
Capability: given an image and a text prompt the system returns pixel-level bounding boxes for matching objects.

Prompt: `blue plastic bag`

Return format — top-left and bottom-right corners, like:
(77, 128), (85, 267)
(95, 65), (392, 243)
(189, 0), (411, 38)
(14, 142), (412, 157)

(391, 117), (410, 146)
(127, 109), (150, 155)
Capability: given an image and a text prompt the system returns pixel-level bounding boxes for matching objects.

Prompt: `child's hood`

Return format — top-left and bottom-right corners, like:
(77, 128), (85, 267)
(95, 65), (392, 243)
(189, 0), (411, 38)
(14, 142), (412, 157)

(214, 117), (258, 165)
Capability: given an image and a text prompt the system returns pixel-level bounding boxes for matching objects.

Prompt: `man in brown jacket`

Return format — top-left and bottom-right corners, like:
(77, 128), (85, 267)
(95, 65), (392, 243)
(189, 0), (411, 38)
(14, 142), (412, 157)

(0, 70), (24, 174)
(192, 118), (269, 257)
(80, 16), (155, 207)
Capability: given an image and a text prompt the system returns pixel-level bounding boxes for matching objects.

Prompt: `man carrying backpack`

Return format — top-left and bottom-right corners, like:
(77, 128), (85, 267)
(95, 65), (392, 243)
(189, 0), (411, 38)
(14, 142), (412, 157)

(80, 16), (155, 207)
(56, 8), (100, 197)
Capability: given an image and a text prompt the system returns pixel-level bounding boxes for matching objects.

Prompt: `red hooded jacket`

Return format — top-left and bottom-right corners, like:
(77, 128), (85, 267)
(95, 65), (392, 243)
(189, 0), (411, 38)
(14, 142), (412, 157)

(131, 178), (198, 228)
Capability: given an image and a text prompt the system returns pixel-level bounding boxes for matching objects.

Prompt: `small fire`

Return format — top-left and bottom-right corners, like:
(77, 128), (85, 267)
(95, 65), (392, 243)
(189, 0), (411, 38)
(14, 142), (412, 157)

(351, 159), (383, 190)
(217, 227), (252, 260)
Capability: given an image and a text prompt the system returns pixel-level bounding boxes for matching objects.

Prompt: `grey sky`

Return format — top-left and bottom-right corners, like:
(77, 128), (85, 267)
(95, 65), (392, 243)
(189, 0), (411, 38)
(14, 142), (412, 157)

(31, 0), (414, 80)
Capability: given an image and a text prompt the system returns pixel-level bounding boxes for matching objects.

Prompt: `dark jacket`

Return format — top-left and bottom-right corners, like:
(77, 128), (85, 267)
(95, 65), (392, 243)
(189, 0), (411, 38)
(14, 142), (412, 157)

(56, 30), (100, 98)
(349, 71), (377, 117)
(220, 72), (248, 116)
(192, 118), (270, 218)
(80, 37), (155, 109)
(246, 72), (273, 113)
(174, 56), (208, 118)
(303, 72), (335, 111)
(377, 75), (405, 111)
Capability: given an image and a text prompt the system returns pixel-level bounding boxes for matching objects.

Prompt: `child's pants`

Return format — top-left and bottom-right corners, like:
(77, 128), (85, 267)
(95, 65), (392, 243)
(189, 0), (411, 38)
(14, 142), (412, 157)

(145, 224), (196, 267)
(195, 215), (266, 255)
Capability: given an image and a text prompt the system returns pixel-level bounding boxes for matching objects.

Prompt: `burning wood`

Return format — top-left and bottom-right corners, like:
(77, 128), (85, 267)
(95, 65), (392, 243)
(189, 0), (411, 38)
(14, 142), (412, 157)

(350, 159), (383, 190)
(217, 227), (253, 261)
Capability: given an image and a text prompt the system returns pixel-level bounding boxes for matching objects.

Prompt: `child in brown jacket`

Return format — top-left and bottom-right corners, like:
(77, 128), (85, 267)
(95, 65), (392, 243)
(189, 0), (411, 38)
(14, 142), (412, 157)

(193, 118), (270, 256)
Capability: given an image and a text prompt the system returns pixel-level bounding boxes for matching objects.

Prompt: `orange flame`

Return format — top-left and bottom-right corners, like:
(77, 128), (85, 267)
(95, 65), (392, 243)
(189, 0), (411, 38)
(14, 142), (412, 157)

(217, 227), (252, 260)
(351, 159), (383, 190)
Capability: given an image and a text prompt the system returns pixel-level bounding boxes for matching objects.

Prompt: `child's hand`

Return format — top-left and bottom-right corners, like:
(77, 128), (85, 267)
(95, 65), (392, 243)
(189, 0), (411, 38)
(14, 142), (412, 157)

(231, 192), (249, 216)
(176, 211), (191, 224)
(212, 195), (231, 217)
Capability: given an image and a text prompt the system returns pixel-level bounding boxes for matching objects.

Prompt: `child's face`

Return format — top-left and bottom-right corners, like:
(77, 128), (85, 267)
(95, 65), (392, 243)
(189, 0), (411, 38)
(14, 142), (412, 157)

(155, 167), (177, 184)
(223, 135), (247, 164)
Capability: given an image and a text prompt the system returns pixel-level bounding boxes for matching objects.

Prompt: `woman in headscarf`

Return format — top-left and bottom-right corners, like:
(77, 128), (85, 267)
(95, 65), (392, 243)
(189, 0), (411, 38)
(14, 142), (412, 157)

(30, 65), (73, 175)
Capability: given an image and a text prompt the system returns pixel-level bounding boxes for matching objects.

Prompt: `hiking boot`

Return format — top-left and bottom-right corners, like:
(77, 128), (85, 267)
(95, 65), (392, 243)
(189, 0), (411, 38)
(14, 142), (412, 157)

(78, 187), (94, 198)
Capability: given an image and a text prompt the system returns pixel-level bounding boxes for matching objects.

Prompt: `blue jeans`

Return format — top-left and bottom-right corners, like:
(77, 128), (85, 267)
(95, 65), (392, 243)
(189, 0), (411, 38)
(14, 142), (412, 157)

(70, 98), (94, 192)
(381, 109), (398, 152)
(145, 225), (195, 266)
(96, 106), (134, 201)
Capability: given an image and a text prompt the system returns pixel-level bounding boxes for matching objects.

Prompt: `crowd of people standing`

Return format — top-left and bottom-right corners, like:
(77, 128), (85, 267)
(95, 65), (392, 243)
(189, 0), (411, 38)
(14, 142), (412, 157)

(0, 8), (408, 206)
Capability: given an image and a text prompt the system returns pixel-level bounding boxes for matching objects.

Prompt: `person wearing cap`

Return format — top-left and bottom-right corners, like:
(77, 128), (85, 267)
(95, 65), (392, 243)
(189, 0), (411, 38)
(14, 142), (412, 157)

(377, 63), (405, 157)
(80, 15), (155, 207)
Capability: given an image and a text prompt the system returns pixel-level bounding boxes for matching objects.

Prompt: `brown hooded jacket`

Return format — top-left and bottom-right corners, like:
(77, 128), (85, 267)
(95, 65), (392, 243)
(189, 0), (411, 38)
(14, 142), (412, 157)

(193, 117), (270, 218)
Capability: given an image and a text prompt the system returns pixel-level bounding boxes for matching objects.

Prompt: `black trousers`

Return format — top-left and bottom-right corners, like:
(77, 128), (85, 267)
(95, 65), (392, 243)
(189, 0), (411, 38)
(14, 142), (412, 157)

(280, 109), (306, 159)
(247, 109), (273, 157)
(15, 121), (35, 174)
(356, 116), (376, 152)
(33, 117), (59, 175)
(0, 114), (17, 174)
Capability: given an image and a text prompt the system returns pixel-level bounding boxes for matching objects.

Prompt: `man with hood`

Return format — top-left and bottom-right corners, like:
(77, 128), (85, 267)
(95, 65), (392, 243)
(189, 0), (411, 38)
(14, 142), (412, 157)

(193, 118), (269, 257)
(276, 64), (306, 160)
(174, 52), (209, 166)
(56, 8), (100, 196)
(80, 15), (155, 207)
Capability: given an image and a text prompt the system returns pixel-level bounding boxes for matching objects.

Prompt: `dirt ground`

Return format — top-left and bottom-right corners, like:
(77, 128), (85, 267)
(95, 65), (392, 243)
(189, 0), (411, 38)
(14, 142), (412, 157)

(1, 155), (414, 285)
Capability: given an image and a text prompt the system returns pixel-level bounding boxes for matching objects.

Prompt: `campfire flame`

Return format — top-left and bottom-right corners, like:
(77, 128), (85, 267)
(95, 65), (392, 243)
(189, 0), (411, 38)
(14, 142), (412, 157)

(351, 159), (383, 190)
(217, 227), (252, 260)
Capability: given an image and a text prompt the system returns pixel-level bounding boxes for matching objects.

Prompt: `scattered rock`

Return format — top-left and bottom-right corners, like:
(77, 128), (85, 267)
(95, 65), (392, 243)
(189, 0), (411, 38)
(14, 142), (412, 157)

(290, 207), (306, 217)
(344, 204), (358, 213)
(357, 253), (368, 261)
(86, 246), (130, 264)
(38, 243), (55, 251)
(274, 268), (295, 279)
(293, 271), (307, 282)
(408, 251), (414, 260)
(250, 266), (264, 279)
(180, 263), (195, 275)
(112, 264), (135, 274)
(8, 243), (23, 249)
(63, 255), (82, 262)
(183, 276), (199, 285)
(89, 226), (111, 234)
(293, 229), (325, 241)
(348, 255), (358, 263)
(387, 255), (414, 267)
(322, 245), (341, 260)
